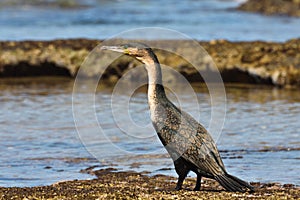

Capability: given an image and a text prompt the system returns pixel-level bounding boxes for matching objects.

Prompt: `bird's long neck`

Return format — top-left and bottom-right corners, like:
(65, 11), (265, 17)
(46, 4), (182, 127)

(144, 55), (167, 104)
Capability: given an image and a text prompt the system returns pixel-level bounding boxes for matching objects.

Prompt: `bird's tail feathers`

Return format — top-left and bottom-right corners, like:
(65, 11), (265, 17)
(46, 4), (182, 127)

(215, 173), (255, 192)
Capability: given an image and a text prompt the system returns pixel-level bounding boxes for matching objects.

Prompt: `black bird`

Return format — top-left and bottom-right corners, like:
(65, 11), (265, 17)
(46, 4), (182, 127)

(101, 43), (254, 192)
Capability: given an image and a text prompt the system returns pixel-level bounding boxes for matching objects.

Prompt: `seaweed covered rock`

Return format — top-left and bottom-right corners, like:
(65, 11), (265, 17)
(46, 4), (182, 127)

(0, 170), (299, 200)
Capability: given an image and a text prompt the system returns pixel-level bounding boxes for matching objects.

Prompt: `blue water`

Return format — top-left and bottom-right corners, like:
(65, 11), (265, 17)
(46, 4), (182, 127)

(0, 79), (299, 187)
(0, 0), (300, 41)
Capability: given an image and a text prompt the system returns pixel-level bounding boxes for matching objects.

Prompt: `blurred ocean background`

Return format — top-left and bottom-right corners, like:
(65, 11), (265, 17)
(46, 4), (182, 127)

(0, 0), (300, 41)
(0, 0), (299, 188)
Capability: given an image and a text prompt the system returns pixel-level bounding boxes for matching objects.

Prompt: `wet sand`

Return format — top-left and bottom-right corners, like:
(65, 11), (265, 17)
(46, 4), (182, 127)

(0, 168), (299, 200)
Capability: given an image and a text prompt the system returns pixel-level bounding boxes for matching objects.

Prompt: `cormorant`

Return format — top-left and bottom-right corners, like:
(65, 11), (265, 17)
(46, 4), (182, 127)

(101, 43), (254, 192)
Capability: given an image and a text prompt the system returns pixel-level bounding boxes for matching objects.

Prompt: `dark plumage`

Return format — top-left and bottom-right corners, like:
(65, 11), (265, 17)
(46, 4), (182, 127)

(101, 43), (254, 192)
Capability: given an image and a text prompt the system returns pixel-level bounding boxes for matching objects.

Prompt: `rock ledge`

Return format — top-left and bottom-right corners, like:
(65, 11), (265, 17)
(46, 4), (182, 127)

(1, 39), (300, 88)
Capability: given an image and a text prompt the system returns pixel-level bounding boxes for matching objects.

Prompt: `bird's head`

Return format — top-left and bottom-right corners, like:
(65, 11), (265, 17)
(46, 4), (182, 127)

(101, 43), (158, 65)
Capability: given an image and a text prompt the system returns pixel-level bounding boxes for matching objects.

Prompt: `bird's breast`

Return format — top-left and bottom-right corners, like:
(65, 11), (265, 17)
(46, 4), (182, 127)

(148, 101), (163, 123)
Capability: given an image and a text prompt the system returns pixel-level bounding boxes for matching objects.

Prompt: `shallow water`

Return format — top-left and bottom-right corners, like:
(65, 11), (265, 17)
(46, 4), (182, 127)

(0, 0), (300, 41)
(0, 78), (299, 187)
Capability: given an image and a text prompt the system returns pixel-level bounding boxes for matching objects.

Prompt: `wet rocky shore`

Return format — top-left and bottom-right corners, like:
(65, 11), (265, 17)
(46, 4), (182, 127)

(238, 0), (300, 17)
(1, 39), (300, 88)
(0, 168), (299, 200)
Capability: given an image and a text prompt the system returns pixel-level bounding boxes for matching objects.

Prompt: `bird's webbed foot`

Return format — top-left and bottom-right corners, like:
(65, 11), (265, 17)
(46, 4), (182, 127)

(175, 185), (182, 191)
(193, 186), (200, 191)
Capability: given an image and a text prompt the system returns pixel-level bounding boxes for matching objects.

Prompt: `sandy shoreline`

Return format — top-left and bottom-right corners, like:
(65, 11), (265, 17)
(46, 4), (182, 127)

(0, 168), (299, 200)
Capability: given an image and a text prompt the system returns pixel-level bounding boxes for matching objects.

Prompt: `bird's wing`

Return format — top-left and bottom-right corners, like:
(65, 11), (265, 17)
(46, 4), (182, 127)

(182, 127), (226, 176)
(156, 102), (226, 176)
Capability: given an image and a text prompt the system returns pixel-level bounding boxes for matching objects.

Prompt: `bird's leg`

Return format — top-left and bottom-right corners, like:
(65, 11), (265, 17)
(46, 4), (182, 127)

(174, 159), (189, 190)
(193, 174), (202, 191)
(175, 174), (187, 191)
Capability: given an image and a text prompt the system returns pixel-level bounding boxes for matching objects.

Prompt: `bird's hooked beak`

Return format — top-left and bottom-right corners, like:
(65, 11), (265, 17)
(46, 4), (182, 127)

(101, 44), (146, 63)
(101, 45), (128, 54)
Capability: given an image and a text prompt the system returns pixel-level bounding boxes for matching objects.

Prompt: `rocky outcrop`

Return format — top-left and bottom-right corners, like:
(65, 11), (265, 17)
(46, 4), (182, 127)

(202, 39), (300, 87)
(238, 0), (300, 17)
(0, 39), (98, 77)
(1, 39), (300, 88)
